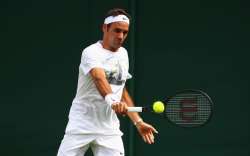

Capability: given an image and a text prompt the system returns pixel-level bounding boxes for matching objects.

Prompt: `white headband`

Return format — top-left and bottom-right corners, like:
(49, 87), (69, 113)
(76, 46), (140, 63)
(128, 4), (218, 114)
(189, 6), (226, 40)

(104, 15), (130, 25)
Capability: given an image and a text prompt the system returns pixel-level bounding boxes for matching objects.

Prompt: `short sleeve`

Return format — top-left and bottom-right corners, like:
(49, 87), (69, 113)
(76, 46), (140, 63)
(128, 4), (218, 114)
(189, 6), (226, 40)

(80, 48), (103, 75)
(123, 48), (133, 79)
(127, 73), (132, 79)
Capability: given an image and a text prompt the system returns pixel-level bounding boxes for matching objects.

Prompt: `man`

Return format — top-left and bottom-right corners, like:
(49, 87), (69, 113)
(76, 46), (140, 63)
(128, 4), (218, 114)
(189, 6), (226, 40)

(57, 8), (158, 156)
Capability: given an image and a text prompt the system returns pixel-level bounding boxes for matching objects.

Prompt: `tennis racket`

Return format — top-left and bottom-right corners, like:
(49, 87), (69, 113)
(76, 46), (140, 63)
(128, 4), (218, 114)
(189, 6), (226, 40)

(127, 89), (213, 128)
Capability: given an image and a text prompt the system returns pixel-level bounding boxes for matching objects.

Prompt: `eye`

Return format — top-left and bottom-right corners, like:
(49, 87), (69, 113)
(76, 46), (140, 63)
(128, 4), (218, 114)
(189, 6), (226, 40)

(113, 28), (128, 36)
(123, 31), (128, 35)
(114, 28), (122, 33)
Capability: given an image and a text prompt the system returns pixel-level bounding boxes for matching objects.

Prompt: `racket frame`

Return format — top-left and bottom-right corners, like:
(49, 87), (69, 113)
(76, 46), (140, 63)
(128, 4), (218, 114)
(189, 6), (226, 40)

(162, 89), (214, 128)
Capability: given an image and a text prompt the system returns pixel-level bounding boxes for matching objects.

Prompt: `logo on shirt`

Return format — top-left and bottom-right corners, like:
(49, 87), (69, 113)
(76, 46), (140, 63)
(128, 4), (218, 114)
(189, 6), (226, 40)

(105, 61), (126, 86)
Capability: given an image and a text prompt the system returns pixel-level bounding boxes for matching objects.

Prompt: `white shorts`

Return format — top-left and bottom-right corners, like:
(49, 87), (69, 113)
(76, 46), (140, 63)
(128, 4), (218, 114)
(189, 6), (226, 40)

(57, 134), (124, 156)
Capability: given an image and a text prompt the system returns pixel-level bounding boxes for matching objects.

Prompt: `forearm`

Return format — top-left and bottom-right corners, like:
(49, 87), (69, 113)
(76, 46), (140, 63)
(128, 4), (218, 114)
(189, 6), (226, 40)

(122, 89), (158, 144)
(90, 68), (127, 114)
(121, 88), (142, 124)
(90, 68), (112, 97)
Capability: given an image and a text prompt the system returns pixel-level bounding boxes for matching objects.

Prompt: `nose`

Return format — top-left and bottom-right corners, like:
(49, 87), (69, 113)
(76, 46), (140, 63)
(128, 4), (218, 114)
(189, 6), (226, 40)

(117, 32), (124, 40)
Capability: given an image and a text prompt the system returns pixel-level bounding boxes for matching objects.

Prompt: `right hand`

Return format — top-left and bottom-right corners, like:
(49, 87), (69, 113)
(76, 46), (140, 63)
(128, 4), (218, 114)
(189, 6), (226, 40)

(111, 101), (128, 115)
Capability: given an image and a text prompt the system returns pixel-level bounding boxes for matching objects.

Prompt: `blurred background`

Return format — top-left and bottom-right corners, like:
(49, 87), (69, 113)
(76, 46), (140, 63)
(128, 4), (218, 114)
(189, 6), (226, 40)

(2, 0), (250, 155)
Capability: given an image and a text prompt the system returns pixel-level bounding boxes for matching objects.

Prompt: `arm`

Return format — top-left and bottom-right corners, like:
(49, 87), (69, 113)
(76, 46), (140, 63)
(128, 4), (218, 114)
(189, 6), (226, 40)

(121, 87), (141, 123)
(121, 87), (158, 144)
(90, 68), (158, 144)
(90, 68), (127, 114)
(90, 67), (112, 97)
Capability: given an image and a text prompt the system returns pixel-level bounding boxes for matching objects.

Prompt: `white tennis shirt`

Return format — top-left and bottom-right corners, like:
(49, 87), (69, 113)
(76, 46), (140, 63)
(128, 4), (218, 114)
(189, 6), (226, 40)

(65, 41), (131, 135)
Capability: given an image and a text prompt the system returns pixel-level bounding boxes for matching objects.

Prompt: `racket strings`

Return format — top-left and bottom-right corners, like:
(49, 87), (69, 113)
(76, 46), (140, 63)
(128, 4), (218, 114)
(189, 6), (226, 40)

(166, 93), (212, 127)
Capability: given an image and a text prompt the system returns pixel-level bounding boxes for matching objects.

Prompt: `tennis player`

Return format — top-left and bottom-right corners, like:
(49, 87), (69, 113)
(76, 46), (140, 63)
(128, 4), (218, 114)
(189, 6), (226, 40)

(57, 8), (158, 156)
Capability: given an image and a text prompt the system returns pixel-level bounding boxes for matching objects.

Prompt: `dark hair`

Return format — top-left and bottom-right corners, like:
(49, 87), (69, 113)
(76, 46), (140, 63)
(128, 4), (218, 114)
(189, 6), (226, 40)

(104, 8), (131, 20)
(104, 8), (131, 22)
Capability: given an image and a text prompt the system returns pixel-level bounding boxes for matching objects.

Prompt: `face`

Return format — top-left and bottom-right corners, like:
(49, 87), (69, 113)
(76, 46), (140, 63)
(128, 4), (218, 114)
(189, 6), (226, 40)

(103, 22), (129, 51)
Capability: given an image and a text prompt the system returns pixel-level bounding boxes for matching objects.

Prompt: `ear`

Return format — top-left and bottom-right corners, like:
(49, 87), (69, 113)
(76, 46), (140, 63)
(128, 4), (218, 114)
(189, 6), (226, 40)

(102, 24), (107, 33)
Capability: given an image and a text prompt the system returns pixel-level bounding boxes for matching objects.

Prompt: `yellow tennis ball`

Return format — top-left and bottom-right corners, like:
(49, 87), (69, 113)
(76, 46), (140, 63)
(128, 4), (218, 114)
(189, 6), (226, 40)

(153, 101), (165, 113)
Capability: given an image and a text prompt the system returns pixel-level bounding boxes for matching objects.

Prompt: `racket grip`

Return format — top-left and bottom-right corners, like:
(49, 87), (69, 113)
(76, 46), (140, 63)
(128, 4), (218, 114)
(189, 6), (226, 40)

(127, 107), (143, 112)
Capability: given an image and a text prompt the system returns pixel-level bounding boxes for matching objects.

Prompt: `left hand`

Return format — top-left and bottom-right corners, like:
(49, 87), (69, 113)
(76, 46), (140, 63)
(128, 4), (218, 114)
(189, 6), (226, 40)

(136, 121), (158, 144)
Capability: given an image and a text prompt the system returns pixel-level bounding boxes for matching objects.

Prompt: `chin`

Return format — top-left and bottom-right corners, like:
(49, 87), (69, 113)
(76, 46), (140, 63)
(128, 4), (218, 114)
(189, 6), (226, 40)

(112, 44), (121, 50)
(117, 43), (123, 48)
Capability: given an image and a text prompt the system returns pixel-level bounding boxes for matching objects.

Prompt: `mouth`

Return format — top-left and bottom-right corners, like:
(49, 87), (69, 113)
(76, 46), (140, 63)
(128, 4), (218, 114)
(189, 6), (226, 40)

(114, 40), (123, 46)
(117, 39), (123, 45)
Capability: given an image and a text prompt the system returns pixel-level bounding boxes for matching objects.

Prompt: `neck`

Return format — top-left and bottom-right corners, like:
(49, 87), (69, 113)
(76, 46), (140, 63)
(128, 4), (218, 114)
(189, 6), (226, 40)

(101, 40), (117, 52)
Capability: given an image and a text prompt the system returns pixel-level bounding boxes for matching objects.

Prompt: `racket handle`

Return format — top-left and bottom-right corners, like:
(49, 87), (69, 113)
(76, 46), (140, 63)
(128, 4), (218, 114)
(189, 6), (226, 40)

(127, 107), (143, 112)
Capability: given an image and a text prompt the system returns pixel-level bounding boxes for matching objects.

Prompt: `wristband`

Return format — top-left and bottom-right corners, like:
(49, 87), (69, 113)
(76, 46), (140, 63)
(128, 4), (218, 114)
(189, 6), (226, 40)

(134, 118), (143, 126)
(105, 93), (120, 106)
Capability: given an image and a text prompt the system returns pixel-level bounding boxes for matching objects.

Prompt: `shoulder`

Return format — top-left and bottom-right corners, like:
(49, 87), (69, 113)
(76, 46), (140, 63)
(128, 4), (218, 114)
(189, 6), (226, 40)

(119, 46), (128, 53)
(118, 47), (129, 57)
(119, 47), (128, 59)
(83, 42), (100, 53)
(82, 42), (102, 58)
